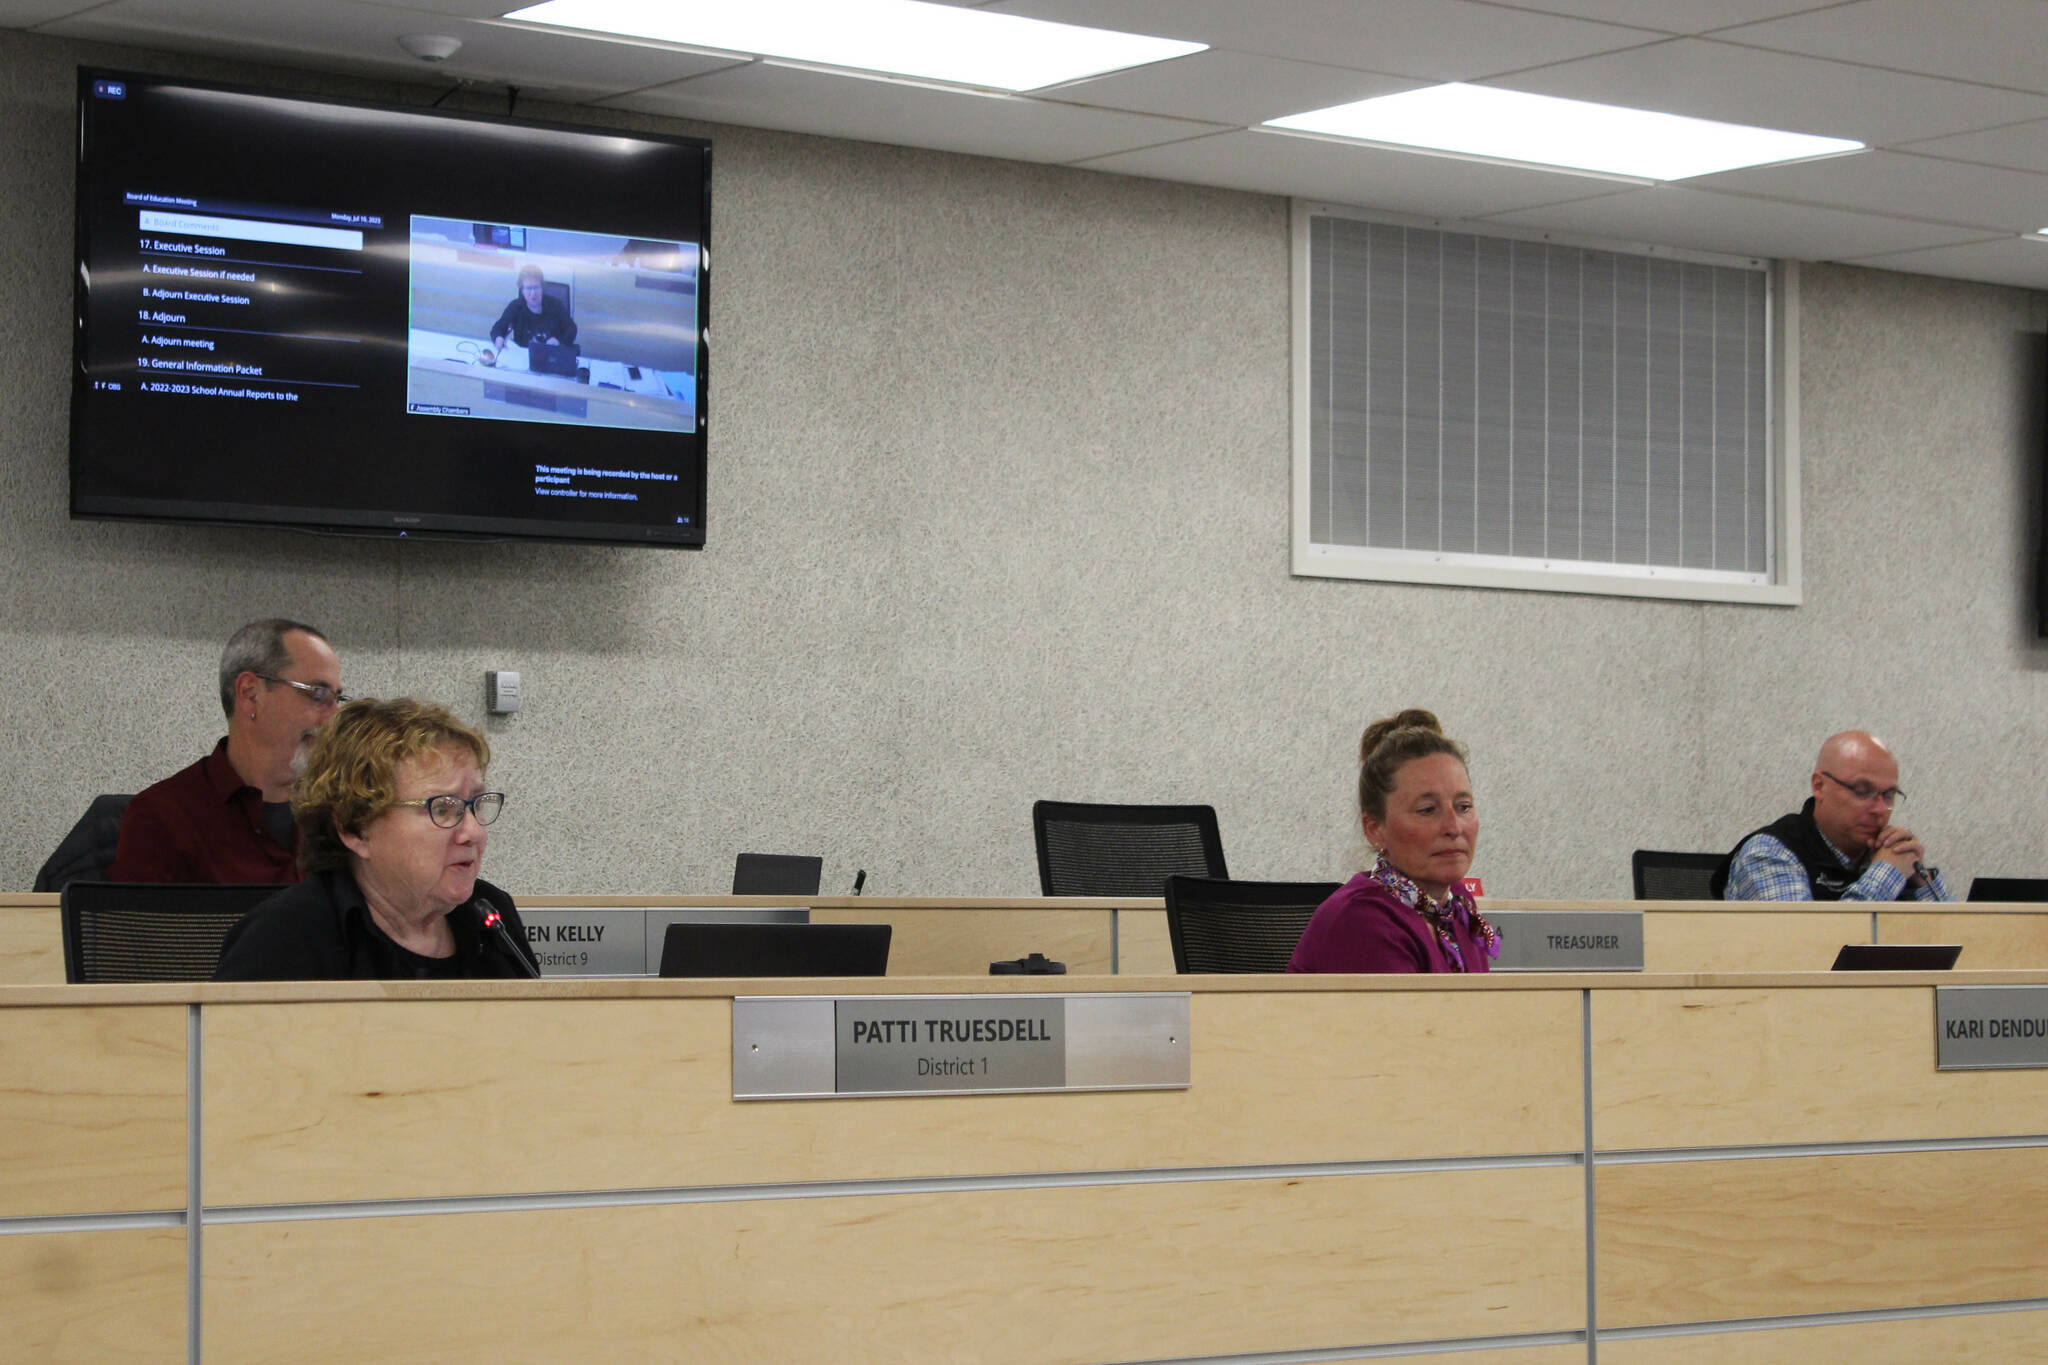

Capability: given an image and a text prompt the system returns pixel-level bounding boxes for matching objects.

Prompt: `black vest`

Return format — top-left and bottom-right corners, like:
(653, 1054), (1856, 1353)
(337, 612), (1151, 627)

(1711, 798), (1914, 901)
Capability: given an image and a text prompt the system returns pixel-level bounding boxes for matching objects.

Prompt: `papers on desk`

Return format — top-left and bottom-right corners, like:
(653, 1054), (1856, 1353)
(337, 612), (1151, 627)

(407, 328), (684, 397)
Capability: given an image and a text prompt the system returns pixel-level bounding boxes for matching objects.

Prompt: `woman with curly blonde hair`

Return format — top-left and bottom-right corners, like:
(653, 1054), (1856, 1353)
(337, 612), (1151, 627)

(215, 698), (538, 980)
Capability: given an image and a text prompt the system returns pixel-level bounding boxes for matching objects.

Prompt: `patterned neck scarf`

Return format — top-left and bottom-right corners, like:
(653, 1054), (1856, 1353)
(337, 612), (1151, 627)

(1367, 856), (1500, 972)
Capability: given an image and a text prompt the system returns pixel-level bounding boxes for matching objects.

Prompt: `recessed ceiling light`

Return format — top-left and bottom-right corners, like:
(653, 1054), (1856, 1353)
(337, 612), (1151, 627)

(1264, 83), (1863, 182)
(503, 0), (1206, 92)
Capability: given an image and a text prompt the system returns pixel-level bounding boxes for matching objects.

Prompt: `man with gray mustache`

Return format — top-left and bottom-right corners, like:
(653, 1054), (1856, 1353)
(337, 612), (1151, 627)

(109, 618), (346, 883)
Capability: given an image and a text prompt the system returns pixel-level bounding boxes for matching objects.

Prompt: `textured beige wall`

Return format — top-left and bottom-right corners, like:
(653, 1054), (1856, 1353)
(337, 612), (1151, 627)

(3, 30), (2044, 898)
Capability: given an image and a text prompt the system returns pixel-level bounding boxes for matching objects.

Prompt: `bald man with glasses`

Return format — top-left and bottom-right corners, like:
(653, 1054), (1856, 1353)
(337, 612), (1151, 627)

(109, 618), (347, 883)
(1712, 730), (1949, 902)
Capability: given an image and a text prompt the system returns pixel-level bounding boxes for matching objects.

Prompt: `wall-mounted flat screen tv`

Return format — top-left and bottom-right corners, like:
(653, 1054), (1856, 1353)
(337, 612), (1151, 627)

(72, 69), (710, 547)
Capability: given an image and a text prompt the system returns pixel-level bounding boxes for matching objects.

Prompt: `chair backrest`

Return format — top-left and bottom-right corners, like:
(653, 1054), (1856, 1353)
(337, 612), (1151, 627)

(732, 853), (824, 896)
(1164, 876), (1338, 973)
(1631, 850), (1726, 901)
(1032, 801), (1227, 898)
(61, 881), (288, 983)
(1968, 877), (2048, 902)
(33, 794), (133, 893)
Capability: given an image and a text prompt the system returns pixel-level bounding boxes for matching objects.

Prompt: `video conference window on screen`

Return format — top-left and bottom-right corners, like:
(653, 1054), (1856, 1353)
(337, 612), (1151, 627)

(405, 217), (700, 437)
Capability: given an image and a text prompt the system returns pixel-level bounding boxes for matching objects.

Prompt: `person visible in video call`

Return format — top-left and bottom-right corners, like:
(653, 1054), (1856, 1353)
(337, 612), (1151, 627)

(489, 264), (578, 350)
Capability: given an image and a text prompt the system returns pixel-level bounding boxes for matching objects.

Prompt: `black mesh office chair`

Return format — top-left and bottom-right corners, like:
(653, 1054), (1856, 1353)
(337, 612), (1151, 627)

(1032, 801), (1227, 898)
(1631, 850), (1726, 901)
(732, 853), (823, 896)
(1968, 877), (2048, 902)
(33, 793), (132, 893)
(61, 881), (288, 983)
(1164, 876), (1337, 973)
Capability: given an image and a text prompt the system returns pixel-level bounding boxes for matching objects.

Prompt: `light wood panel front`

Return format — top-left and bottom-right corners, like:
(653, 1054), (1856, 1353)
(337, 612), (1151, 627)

(1592, 985), (2048, 1149)
(1601, 1309), (2048, 1364)
(206, 1167), (1583, 1364)
(0, 902), (62, 984)
(1118, 908), (1176, 974)
(1597, 1148), (2048, 1327)
(1, 1228), (185, 1361)
(1882, 911), (2048, 968)
(1639, 910), (1867, 972)
(809, 906), (1113, 974)
(1597, 982), (2048, 1154)
(205, 989), (1580, 1205)
(0, 1005), (185, 1215)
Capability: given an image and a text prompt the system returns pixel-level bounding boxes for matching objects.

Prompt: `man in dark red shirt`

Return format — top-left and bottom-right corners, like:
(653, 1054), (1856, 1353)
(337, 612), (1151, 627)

(109, 619), (346, 883)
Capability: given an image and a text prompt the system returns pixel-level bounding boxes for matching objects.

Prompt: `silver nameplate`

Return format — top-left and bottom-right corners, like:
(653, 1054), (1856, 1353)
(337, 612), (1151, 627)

(1490, 910), (1644, 972)
(519, 910), (647, 975)
(1937, 986), (2048, 1070)
(733, 993), (1191, 1100)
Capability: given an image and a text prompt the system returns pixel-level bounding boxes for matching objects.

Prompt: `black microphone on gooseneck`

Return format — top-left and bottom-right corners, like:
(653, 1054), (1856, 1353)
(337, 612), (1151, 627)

(478, 902), (542, 978)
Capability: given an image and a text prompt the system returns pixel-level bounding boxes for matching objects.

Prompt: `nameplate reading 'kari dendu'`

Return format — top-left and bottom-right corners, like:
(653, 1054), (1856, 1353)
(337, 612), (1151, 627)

(730, 994), (1191, 1100)
(1936, 986), (2048, 1070)
(1489, 910), (1645, 972)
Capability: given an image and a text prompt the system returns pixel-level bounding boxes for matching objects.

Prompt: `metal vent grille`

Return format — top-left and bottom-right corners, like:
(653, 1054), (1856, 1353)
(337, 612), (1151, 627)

(1304, 213), (1774, 586)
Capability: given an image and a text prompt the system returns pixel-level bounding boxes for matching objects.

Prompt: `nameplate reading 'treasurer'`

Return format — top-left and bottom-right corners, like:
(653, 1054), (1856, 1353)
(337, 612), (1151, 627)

(731, 994), (1191, 1100)
(1489, 910), (1644, 972)
(1937, 986), (2048, 1070)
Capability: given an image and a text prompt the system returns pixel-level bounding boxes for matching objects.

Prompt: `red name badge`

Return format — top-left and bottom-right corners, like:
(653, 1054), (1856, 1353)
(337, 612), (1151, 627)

(1459, 876), (1484, 897)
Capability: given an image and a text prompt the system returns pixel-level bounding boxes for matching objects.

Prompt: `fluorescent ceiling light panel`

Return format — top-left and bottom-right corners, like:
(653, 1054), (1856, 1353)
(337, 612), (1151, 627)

(503, 0), (1205, 92)
(1265, 83), (1863, 181)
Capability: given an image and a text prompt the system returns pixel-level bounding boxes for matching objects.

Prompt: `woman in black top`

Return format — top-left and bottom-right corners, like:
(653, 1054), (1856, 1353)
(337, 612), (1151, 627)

(215, 698), (539, 980)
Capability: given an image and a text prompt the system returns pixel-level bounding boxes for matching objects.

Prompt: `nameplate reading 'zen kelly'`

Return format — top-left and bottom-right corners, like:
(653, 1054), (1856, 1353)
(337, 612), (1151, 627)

(1489, 910), (1644, 972)
(731, 994), (1191, 1100)
(1936, 986), (2048, 1070)
(518, 910), (647, 975)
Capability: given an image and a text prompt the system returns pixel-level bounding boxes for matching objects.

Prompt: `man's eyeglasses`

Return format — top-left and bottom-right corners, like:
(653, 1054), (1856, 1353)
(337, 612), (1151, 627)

(392, 793), (507, 829)
(1819, 770), (1904, 807)
(254, 673), (351, 707)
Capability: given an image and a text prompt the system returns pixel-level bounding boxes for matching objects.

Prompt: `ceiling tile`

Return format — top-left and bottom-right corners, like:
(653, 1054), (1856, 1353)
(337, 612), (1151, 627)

(39, 0), (745, 100)
(1043, 49), (1420, 126)
(1717, 0), (2048, 96)
(604, 62), (1222, 165)
(1899, 120), (2048, 176)
(1689, 150), (2048, 235)
(983, 0), (1659, 81)
(1469, 1), (1843, 34)
(1485, 37), (2048, 147)
(0, 0), (104, 25)
(1079, 128), (1635, 220)
(1482, 185), (2007, 261)
(342, 0), (519, 15)
(1836, 235), (2048, 291)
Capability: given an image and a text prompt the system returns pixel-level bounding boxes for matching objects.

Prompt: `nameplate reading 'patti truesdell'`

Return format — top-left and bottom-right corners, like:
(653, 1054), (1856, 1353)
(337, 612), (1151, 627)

(730, 994), (1191, 1099)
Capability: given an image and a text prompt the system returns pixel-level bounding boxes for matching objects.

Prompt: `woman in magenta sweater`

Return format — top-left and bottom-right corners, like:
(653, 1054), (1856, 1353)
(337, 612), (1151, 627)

(1287, 708), (1498, 974)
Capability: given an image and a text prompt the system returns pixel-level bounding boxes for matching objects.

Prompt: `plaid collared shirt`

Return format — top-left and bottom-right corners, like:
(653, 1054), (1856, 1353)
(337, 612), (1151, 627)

(1725, 830), (1949, 902)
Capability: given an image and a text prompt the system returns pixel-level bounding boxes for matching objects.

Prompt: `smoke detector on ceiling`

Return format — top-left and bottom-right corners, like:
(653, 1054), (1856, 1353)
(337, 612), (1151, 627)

(397, 35), (463, 63)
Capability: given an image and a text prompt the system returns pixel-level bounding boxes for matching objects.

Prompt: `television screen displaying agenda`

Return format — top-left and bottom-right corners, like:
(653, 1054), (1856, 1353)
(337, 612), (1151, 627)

(72, 70), (711, 547)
